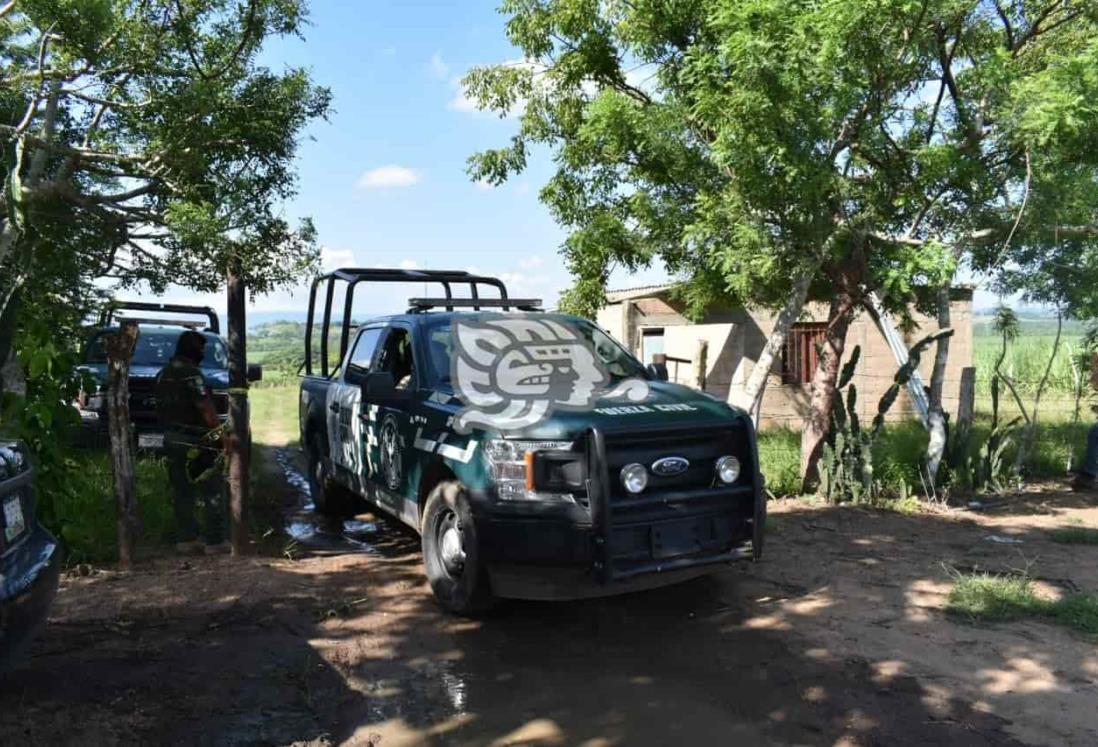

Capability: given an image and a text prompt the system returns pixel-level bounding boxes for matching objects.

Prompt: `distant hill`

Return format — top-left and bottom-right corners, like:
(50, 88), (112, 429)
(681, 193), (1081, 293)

(247, 320), (367, 383)
(973, 314), (1090, 338)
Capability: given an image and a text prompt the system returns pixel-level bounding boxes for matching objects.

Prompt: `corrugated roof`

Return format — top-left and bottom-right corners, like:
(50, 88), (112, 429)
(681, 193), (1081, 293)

(604, 284), (675, 302)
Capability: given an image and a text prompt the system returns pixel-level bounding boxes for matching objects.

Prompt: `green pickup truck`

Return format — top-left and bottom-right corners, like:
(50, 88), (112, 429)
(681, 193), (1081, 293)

(300, 269), (765, 613)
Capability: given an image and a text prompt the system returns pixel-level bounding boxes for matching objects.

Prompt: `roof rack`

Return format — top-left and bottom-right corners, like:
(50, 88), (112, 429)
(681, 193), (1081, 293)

(407, 297), (542, 312)
(306, 267), (518, 377)
(101, 302), (220, 334)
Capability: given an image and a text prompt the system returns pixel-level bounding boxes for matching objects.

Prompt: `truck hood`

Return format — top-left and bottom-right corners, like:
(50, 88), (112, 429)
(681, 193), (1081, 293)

(477, 380), (747, 442)
(78, 363), (230, 390)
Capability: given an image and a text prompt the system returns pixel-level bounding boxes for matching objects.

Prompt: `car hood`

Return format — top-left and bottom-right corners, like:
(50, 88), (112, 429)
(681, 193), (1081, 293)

(78, 363), (230, 390)
(472, 379), (747, 442)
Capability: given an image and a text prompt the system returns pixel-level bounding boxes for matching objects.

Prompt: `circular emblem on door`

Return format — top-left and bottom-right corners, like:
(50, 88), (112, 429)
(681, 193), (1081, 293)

(379, 414), (403, 491)
(651, 456), (690, 477)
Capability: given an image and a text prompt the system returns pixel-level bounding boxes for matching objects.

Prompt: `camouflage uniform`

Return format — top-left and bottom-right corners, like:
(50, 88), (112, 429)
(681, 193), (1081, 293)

(155, 356), (225, 544)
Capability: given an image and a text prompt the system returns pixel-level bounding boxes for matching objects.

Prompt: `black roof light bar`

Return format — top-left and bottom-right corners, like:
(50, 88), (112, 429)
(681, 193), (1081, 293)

(305, 267), (518, 377)
(102, 301), (220, 334)
(407, 297), (542, 312)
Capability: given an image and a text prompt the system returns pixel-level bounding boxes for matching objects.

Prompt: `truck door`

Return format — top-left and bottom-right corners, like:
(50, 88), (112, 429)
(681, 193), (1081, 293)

(363, 324), (418, 522)
(327, 325), (384, 492)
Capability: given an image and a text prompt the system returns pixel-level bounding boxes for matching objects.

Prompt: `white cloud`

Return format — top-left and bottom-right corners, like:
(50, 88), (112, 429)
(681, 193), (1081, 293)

(519, 255), (543, 270)
(356, 165), (420, 190)
(399, 259), (419, 270)
(429, 52), (449, 80)
(474, 178), (495, 191)
(320, 245), (356, 271)
(448, 79), (480, 114)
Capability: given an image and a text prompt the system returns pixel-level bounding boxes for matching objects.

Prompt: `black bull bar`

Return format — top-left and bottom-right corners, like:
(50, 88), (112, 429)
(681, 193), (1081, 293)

(583, 422), (765, 584)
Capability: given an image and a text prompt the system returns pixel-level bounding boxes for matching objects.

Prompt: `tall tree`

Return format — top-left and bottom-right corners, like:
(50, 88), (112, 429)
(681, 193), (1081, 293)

(0, 0), (329, 342)
(1, 0), (330, 555)
(465, 0), (1098, 486)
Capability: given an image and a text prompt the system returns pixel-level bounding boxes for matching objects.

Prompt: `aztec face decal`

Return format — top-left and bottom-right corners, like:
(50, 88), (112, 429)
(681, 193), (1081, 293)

(450, 316), (649, 434)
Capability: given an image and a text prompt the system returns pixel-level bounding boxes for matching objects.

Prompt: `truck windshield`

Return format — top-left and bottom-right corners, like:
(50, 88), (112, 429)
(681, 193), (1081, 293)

(423, 316), (647, 388)
(85, 330), (229, 369)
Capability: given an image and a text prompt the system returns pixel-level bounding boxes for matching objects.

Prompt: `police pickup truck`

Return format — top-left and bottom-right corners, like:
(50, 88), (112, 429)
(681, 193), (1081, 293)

(76, 302), (260, 449)
(300, 269), (765, 613)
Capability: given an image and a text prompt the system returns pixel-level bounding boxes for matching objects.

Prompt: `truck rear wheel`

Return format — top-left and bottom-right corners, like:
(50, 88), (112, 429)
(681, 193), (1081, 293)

(421, 480), (493, 615)
(306, 434), (355, 517)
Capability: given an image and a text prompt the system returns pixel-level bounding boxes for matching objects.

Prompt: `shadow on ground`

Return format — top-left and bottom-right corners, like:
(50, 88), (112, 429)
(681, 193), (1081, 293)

(4, 478), (1097, 744)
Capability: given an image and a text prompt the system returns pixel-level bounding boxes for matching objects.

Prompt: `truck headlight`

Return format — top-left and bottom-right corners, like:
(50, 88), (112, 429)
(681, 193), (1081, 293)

(620, 463), (648, 494)
(484, 439), (575, 502)
(716, 455), (741, 484)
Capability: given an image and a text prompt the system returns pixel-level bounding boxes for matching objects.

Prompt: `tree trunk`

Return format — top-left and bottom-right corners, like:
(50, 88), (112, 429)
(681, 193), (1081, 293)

(800, 290), (858, 491)
(0, 291), (23, 400)
(226, 262), (250, 557)
(106, 321), (141, 569)
(926, 285), (951, 481)
(736, 268), (813, 425)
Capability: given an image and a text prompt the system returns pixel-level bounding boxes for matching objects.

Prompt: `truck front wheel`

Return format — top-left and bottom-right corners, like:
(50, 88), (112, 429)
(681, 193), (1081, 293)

(421, 481), (493, 615)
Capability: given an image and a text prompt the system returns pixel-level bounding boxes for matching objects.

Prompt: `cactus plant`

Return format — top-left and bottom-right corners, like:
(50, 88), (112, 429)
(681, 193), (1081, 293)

(820, 329), (952, 504)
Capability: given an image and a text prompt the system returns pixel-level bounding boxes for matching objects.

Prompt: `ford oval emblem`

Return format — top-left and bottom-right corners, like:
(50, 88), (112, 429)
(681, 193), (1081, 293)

(651, 456), (690, 477)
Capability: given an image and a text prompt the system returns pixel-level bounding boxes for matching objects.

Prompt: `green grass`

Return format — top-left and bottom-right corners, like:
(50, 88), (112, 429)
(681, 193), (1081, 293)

(756, 415), (1089, 500)
(757, 427), (802, 496)
(38, 452), (173, 564)
(946, 572), (1098, 636)
(249, 385), (299, 446)
(1051, 524), (1098, 545)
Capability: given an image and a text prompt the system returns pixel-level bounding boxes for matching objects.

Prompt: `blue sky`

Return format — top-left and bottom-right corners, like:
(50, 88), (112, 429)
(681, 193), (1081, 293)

(155, 0), (1011, 321)
(156, 0), (667, 319)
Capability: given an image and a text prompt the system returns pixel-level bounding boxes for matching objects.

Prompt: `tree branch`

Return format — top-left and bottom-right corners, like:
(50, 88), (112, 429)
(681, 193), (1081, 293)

(992, 0), (1015, 50)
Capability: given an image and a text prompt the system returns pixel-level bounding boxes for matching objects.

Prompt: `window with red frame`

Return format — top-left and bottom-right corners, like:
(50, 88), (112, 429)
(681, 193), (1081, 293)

(781, 322), (829, 385)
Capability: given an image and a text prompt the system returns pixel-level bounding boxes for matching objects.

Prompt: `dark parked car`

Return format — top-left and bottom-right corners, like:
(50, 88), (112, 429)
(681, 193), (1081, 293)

(76, 302), (259, 449)
(0, 440), (60, 672)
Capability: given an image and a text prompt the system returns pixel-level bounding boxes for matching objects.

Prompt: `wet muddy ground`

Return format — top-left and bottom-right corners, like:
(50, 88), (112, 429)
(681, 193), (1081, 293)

(2, 452), (1097, 745)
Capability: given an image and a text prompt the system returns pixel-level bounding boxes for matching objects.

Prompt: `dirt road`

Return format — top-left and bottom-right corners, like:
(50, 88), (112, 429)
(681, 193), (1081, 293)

(2, 474), (1096, 745)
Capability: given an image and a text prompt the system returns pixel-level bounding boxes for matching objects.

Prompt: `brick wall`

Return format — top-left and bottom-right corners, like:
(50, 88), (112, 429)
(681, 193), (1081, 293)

(597, 289), (974, 429)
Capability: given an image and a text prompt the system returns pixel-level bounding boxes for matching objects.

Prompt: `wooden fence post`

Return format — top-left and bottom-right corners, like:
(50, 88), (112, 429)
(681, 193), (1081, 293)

(106, 320), (141, 568)
(694, 339), (708, 391)
(957, 367), (976, 432)
(226, 261), (250, 557)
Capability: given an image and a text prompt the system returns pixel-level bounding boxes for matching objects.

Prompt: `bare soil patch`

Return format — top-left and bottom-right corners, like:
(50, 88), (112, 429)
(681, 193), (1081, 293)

(2, 482), (1096, 745)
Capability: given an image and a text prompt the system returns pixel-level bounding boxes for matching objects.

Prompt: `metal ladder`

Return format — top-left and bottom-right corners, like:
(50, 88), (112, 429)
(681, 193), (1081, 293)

(865, 291), (930, 429)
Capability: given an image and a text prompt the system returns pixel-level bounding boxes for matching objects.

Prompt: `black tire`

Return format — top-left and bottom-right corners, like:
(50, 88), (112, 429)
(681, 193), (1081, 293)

(421, 480), (493, 615)
(306, 433), (355, 517)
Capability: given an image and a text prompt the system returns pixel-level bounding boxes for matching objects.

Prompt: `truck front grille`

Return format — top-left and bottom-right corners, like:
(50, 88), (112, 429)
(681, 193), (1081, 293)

(587, 421), (758, 581)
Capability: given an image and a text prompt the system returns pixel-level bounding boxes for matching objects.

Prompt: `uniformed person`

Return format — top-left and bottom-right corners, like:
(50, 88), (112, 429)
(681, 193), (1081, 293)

(155, 330), (229, 553)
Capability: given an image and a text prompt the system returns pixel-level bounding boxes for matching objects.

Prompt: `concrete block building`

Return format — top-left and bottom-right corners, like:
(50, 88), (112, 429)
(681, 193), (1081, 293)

(596, 285), (974, 428)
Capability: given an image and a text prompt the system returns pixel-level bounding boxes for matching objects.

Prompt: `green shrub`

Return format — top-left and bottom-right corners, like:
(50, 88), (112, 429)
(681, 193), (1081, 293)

(37, 452), (173, 564)
(873, 420), (928, 491)
(757, 428), (801, 497)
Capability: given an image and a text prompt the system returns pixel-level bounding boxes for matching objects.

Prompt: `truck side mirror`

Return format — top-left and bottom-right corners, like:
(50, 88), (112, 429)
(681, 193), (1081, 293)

(344, 364), (368, 387)
(646, 362), (669, 381)
(247, 364), (263, 383)
(363, 371), (411, 404)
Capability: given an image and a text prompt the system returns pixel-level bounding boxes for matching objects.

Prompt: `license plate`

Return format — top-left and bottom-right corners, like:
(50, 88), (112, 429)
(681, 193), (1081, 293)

(138, 433), (165, 449)
(3, 495), (25, 542)
(650, 519), (706, 560)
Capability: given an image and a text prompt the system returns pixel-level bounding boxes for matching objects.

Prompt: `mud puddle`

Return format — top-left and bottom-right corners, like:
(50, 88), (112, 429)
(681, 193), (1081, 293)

(274, 447), (397, 556)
